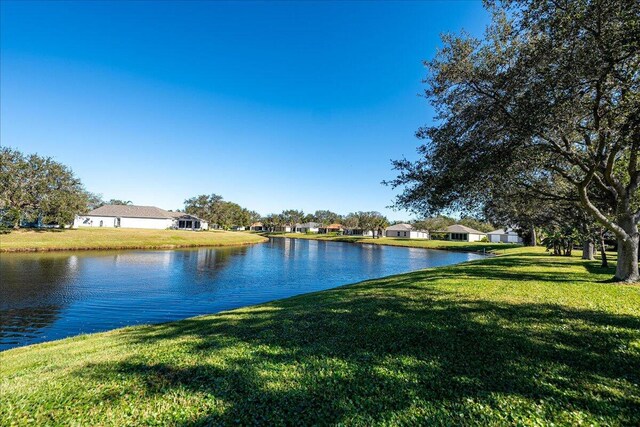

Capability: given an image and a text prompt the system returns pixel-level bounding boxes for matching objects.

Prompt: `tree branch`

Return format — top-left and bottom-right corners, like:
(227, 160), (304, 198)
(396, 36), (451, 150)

(578, 169), (628, 240)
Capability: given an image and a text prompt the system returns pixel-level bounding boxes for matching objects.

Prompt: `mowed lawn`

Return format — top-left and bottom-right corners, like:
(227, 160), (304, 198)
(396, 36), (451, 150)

(269, 233), (520, 253)
(0, 228), (267, 252)
(1, 247), (639, 425)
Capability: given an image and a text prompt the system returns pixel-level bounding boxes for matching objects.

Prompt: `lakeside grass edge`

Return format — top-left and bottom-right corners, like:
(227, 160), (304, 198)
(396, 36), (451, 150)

(1, 246), (638, 425)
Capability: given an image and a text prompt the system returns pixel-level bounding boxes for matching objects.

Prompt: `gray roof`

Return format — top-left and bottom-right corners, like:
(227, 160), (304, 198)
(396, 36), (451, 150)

(488, 228), (518, 235)
(86, 205), (173, 219)
(386, 223), (414, 231)
(445, 224), (486, 235)
(169, 211), (206, 221)
(85, 205), (205, 221)
(296, 222), (321, 228)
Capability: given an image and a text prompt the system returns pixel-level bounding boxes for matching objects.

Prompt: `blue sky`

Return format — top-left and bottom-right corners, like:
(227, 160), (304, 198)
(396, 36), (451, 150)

(1, 1), (490, 220)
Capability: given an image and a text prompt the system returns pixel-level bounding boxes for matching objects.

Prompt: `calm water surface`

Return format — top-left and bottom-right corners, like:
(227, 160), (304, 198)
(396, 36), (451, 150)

(0, 238), (482, 350)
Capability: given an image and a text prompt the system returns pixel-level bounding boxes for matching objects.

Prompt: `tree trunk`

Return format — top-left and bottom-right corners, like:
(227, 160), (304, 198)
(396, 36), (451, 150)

(615, 217), (639, 282)
(616, 236), (639, 282)
(582, 240), (595, 260)
(599, 231), (608, 268)
(529, 224), (537, 246)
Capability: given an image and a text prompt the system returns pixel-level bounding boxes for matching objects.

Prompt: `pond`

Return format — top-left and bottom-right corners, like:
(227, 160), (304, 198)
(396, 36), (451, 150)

(0, 238), (483, 350)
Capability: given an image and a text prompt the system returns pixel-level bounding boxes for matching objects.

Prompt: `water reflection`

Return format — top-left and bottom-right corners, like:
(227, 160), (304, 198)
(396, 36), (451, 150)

(0, 239), (482, 350)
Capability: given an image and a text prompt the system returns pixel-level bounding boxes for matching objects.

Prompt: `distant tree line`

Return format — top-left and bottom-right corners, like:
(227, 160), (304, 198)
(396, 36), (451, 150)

(261, 210), (393, 238)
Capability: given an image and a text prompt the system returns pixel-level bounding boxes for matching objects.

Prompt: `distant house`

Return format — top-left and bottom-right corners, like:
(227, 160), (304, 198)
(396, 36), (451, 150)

(385, 223), (429, 239)
(442, 224), (486, 242)
(273, 225), (293, 233)
(294, 222), (320, 233)
(318, 223), (344, 234)
(250, 222), (265, 231)
(167, 211), (209, 231)
(231, 226), (246, 231)
(343, 228), (374, 237)
(487, 228), (523, 244)
(74, 205), (208, 230)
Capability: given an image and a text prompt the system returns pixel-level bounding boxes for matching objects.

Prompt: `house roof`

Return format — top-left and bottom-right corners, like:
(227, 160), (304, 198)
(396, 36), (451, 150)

(386, 223), (414, 231)
(325, 223), (343, 229)
(169, 211), (205, 221)
(85, 205), (205, 221)
(445, 224), (486, 235)
(297, 222), (321, 228)
(488, 228), (518, 235)
(86, 205), (174, 219)
(251, 222), (263, 227)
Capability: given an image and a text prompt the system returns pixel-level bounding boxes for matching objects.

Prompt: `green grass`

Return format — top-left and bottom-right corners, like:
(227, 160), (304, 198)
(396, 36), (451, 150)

(1, 247), (638, 425)
(268, 232), (520, 253)
(0, 228), (268, 252)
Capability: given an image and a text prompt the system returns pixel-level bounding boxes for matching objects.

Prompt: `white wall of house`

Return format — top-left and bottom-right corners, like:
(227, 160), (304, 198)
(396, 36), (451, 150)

(410, 231), (429, 239)
(385, 230), (429, 239)
(469, 233), (485, 242)
(344, 229), (374, 237)
(74, 216), (173, 229)
(74, 216), (118, 228)
(449, 232), (486, 242)
(296, 226), (319, 233)
(120, 217), (173, 229)
(488, 233), (522, 243)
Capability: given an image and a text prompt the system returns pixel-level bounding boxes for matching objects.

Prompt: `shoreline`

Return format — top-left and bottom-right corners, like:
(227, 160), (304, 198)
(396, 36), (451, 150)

(2, 247), (637, 425)
(266, 233), (517, 254)
(0, 239), (267, 253)
(0, 228), (268, 253)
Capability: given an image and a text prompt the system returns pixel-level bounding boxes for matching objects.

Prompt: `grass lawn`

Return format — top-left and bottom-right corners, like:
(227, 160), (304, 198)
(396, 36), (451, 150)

(0, 228), (268, 252)
(1, 247), (638, 425)
(268, 232), (520, 253)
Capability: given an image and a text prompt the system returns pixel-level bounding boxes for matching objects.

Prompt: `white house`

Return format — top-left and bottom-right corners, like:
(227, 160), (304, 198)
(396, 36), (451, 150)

(343, 228), (374, 237)
(294, 222), (320, 233)
(487, 228), (523, 244)
(385, 223), (430, 239)
(250, 222), (265, 231)
(318, 223), (344, 234)
(443, 224), (486, 242)
(74, 205), (208, 230)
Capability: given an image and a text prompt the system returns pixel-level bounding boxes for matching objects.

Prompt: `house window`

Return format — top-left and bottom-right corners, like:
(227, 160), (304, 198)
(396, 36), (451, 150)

(397, 232), (401, 237)
(195, 221), (200, 229)
(99, 220), (103, 227)
(404, 231), (407, 237)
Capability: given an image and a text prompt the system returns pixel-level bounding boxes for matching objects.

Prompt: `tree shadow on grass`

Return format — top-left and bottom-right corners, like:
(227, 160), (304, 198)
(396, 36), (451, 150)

(73, 268), (640, 425)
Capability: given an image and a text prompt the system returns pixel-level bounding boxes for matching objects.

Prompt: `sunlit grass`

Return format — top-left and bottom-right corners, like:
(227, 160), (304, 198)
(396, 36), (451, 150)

(0, 228), (267, 252)
(1, 247), (638, 425)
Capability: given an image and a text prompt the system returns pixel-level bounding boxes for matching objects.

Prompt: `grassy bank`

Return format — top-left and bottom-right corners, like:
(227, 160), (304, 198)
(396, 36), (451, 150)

(2, 247), (639, 425)
(0, 228), (267, 252)
(268, 232), (520, 253)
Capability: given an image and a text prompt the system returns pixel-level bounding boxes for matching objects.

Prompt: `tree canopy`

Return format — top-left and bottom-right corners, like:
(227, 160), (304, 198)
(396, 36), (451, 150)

(184, 194), (254, 229)
(389, 0), (640, 281)
(0, 147), (90, 228)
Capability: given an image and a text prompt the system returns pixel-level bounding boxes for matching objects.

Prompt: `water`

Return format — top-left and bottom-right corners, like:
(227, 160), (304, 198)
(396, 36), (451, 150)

(0, 238), (482, 350)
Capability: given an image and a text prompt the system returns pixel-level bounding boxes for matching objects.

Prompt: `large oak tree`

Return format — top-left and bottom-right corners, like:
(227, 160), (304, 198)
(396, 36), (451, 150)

(0, 147), (89, 228)
(390, 0), (640, 281)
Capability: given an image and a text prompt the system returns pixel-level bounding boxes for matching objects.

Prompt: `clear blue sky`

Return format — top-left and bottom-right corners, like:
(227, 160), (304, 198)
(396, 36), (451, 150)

(1, 1), (489, 220)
